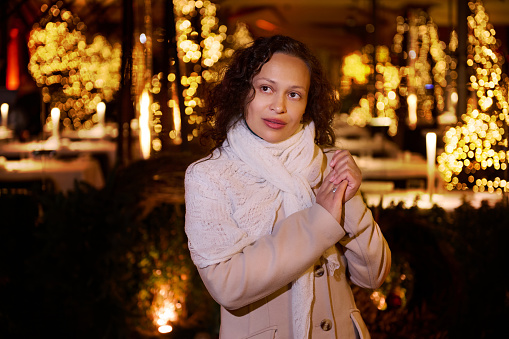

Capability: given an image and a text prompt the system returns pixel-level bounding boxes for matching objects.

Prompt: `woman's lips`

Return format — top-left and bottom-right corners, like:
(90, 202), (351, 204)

(263, 118), (286, 129)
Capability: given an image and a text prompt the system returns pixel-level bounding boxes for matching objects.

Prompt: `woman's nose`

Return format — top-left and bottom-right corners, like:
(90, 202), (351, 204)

(271, 94), (286, 113)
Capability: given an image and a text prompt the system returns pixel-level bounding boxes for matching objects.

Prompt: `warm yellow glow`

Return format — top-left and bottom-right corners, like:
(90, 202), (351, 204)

(347, 97), (371, 127)
(426, 132), (437, 198)
(342, 52), (370, 85)
(394, 9), (450, 126)
(407, 94), (417, 129)
(345, 44), (400, 135)
(96, 102), (106, 126)
(172, 103), (182, 145)
(170, 0), (237, 142)
(150, 283), (180, 334)
(139, 90), (151, 159)
(371, 117), (392, 127)
(370, 290), (387, 311)
(451, 92), (458, 104)
(51, 107), (60, 139)
(1, 103), (8, 128)
(155, 300), (178, 324)
(439, 0), (508, 192)
(28, 9), (121, 131)
(158, 325), (173, 334)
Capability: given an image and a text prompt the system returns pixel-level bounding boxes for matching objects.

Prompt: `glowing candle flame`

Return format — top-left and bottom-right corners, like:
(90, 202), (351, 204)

(139, 90), (151, 159)
(173, 104), (182, 145)
(51, 107), (60, 139)
(450, 92), (458, 104)
(407, 94), (417, 130)
(426, 132), (437, 200)
(158, 325), (173, 334)
(1, 103), (8, 128)
(97, 102), (106, 126)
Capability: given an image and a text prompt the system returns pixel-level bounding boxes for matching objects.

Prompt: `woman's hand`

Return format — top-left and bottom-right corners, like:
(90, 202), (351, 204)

(316, 174), (348, 223)
(327, 150), (362, 202)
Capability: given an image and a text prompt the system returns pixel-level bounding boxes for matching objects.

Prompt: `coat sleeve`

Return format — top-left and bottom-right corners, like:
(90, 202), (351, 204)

(185, 162), (347, 310)
(197, 204), (347, 310)
(339, 193), (391, 289)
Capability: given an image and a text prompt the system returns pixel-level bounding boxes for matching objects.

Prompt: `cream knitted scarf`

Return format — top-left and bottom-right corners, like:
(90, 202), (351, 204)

(231, 121), (340, 338)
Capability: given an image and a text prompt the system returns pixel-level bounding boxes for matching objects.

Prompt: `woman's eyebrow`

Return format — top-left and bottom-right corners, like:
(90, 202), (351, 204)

(254, 77), (275, 84)
(255, 77), (307, 90)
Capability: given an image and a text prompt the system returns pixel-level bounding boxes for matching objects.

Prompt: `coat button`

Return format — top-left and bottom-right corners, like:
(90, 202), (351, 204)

(320, 319), (332, 331)
(314, 265), (324, 277)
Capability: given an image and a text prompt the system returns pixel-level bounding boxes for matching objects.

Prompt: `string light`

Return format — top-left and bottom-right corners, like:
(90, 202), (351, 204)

(345, 45), (400, 136)
(438, 0), (509, 193)
(146, 1), (253, 146)
(28, 5), (121, 131)
(341, 51), (370, 88)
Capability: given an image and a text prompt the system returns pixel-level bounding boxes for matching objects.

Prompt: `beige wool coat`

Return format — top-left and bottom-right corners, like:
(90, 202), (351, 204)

(185, 150), (391, 339)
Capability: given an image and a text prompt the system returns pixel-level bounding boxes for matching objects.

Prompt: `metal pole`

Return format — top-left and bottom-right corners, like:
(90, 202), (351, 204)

(456, 0), (468, 119)
(118, 0), (135, 167)
(168, 3), (189, 151)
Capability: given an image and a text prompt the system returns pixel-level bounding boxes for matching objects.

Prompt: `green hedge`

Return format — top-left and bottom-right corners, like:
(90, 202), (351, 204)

(360, 198), (509, 339)
(1, 155), (508, 338)
(0, 155), (217, 339)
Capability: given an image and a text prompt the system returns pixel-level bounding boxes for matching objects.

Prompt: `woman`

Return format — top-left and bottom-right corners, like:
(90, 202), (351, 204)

(185, 35), (391, 338)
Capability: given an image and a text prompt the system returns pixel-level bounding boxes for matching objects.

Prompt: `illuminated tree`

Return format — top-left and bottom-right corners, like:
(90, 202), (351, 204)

(345, 9), (452, 137)
(135, 0), (252, 155)
(131, 1), (254, 333)
(27, 4), (121, 131)
(438, 0), (509, 193)
(392, 9), (451, 130)
(346, 45), (401, 136)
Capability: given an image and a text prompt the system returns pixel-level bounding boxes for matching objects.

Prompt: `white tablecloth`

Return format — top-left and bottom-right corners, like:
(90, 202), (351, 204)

(0, 127), (13, 141)
(335, 135), (401, 158)
(356, 155), (433, 181)
(0, 156), (105, 192)
(0, 138), (116, 169)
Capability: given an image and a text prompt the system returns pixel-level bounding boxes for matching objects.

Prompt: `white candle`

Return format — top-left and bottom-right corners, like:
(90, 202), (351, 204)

(407, 94), (417, 130)
(139, 90), (151, 159)
(1, 103), (8, 128)
(97, 102), (106, 126)
(426, 132), (437, 200)
(51, 107), (60, 139)
(172, 102), (182, 145)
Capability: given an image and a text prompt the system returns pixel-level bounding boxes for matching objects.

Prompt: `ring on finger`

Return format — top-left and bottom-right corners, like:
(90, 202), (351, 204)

(332, 187), (337, 193)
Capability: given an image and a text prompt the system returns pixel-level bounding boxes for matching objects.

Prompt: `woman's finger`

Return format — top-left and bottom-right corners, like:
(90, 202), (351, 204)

(333, 180), (348, 200)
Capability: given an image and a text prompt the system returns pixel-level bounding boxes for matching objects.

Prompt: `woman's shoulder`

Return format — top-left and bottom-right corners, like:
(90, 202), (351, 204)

(185, 147), (242, 182)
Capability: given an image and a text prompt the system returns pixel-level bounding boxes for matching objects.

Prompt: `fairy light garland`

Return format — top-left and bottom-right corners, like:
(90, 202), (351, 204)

(171, 0), (225, 142)
(438, 0), (509, 193)
(345, 8), (451, 136)
(27, 4), (121, 131)
(394, 10), (450, 126)
(139, 1), (253, 332)
(134, 1), (252, 152)
(345, 45), (400, 136)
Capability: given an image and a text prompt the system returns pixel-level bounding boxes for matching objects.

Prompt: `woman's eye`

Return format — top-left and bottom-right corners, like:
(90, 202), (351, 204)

(289, 92), (301, 99)
(260, 85), (271, 92)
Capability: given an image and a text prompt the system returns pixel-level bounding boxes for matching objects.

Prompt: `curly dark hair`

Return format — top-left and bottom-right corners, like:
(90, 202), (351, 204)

(200, 34), (339, 152)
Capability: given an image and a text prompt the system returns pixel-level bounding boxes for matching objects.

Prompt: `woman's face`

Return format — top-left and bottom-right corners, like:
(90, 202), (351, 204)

(245, 52), (311, 143)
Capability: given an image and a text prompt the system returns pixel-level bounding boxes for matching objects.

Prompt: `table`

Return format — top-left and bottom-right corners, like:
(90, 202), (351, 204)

(335, 134), (400, 158)
(355, 154), (442, 190)
(0, 155), (104, 192)
(60, 123), (118, 140)
(0, 127), (13, 141)
(0, 138), (116, 172)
